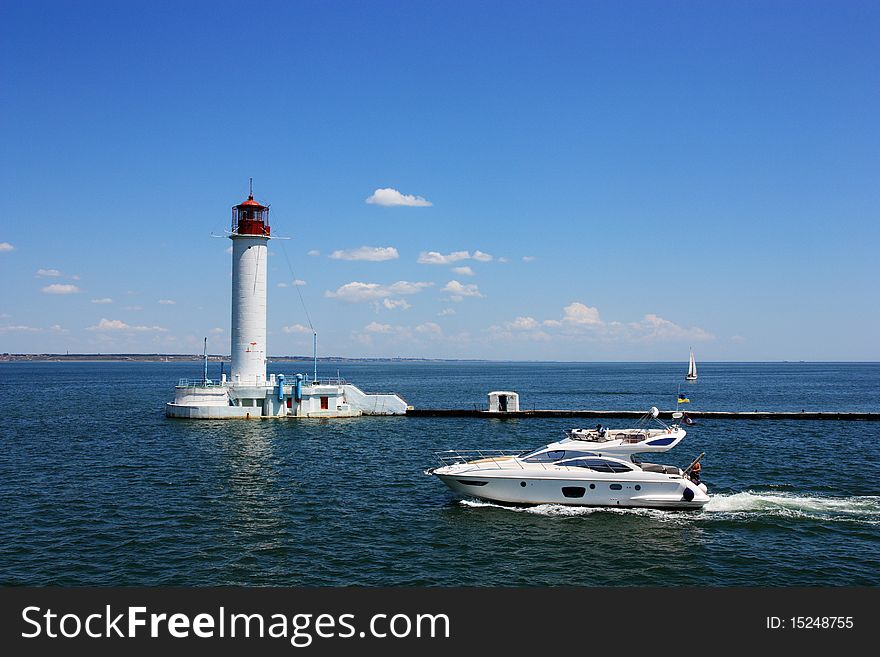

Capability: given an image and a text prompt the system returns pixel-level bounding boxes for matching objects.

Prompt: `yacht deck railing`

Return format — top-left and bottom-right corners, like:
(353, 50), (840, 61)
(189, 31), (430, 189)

(434, 449), (528, 470)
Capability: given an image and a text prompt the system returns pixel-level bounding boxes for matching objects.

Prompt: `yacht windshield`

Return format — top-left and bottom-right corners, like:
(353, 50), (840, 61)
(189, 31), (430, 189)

(520, 448), (601, 463)
(522, 449), (568, 463)
(559, 458), (633, 473)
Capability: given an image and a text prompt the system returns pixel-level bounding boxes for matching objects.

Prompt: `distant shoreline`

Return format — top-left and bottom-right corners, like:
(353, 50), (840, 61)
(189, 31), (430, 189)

(0, 354), (484, 363)
(0, 354), (876, 364)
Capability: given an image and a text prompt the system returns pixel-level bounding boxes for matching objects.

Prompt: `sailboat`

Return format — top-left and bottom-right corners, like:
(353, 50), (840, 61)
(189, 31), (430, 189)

(685, 348), (697, 381)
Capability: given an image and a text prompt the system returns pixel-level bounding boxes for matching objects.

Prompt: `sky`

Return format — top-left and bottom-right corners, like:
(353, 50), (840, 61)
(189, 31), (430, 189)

(1, 0), (878, 361)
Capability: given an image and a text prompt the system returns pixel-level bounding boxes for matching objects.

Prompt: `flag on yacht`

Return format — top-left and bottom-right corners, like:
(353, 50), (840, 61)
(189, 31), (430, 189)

(678, 394), (690, 403)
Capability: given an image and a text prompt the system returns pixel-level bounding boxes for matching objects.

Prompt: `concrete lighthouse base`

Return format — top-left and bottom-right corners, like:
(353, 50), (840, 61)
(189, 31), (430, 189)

(165, 376), (408, 420)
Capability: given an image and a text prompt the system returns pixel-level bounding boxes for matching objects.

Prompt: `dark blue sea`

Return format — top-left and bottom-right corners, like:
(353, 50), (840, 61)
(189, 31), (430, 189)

(1, 361), (878, 586)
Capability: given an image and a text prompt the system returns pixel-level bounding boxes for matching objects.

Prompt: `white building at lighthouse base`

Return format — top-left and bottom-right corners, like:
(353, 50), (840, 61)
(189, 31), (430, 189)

(165, 373), (408, 419)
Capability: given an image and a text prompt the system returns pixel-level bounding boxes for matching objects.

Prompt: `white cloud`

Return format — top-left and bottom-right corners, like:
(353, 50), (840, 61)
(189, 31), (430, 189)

(91, 319), (128, 330)
(325, 282), (383, 302)
(91, 298), (113, 304)
(508, 316), (539, 330)
(278, 280), (306, 288)
(89, 318), (167, 332)
(15, 323), (65, 334)
(417, 250), (471, 265)
(731, 335), (746, 343)
(125, 305), (143, 311)
(452, 266), (474, 276)
(365, 321), (395, 334)
(282, 324), (312, 334)
(415, 322), (443, 336)
(36, 268), (62, 277)
(210, 327), (224, 334)
(382, 298), (411, 310)
(438, 308), (456, 317)
(360, 321), (445, 341)
(325, 280), (433, 303)
(511, 302), (715, 345)
(522, 255), (537, 262)
(366, 188), (433, 207)
(41, 284), (80, 295)
(442, 280), (483, 301)
(418, 250), (493, 265)
(330, 246), (399, 261)
(561, 302), (602, 326)
(498, 256), (509, 263)
(307, 250), (320, 257)
(628, 313), (714, 342)
(388, 281), (432, 295)
(70, 274), (81, 280)
(158, 299), (176, 305)
(0, 242), (14, 252)
(488, 322), (552, 342)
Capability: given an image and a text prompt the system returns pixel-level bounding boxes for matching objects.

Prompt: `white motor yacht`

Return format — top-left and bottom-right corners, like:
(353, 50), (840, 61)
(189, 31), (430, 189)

(429, 409), (709, 510)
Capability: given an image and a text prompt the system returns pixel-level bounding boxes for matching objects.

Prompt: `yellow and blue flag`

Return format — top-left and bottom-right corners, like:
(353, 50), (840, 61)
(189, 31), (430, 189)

(678, 394), (690, 403)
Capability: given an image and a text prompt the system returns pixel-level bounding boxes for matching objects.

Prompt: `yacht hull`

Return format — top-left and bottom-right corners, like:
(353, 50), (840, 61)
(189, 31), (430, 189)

(435, 471), (708, 510)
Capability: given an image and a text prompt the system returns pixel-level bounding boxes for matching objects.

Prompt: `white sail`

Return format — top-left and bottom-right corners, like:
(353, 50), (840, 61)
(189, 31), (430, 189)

(686, 349), (697, 380)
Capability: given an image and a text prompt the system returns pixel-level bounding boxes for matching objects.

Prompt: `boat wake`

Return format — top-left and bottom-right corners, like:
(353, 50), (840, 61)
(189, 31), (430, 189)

(458, 498), (707, 521)
(459, 499), (601, 517)
(704, 491), (880, 523)
(458, 492), (880, 524)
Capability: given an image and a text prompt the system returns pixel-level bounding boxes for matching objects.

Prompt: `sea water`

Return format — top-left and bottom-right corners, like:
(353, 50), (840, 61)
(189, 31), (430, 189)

(0, 361), (877, 586)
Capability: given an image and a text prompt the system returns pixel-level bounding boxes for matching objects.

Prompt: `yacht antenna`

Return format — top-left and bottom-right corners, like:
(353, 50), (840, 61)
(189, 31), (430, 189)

(202, 336), (208, 383)
(313, 331), (318, 383)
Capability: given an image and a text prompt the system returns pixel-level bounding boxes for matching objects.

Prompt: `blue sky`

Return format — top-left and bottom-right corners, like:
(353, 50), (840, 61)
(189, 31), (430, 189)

(1, 0), (878, 360)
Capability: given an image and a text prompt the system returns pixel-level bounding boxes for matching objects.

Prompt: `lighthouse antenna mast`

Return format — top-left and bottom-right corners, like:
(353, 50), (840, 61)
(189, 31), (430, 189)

(278, 241), (318, 383)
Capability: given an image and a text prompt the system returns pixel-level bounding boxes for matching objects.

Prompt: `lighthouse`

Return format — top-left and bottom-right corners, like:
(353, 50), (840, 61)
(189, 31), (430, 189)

(229, 188), (270, 386)
(164, 184), (409, 419)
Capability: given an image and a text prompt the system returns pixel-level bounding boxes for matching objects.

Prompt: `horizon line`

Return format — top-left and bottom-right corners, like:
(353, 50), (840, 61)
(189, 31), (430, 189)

(1, 354), (878, 365)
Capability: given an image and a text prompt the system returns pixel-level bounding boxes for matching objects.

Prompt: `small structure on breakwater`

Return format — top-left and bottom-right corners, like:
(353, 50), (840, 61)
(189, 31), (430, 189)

(488, 391), (519, 413)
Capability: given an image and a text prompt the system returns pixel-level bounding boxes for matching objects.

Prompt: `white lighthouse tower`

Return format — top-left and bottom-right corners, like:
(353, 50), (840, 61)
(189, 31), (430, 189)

(165, 184), (409, 419)
(229, 186), (270, 387)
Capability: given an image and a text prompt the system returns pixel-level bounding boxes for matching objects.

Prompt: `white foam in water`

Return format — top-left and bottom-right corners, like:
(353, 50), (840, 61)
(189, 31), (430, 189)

(704, 491), (880, 521)
(459, 499), (598, 516)
(458, 499), (692, 522)
(459, 493), (880, 523)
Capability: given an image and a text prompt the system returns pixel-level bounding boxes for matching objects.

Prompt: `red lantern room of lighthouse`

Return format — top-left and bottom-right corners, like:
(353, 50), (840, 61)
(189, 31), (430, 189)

(232, 193), (271, 236)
